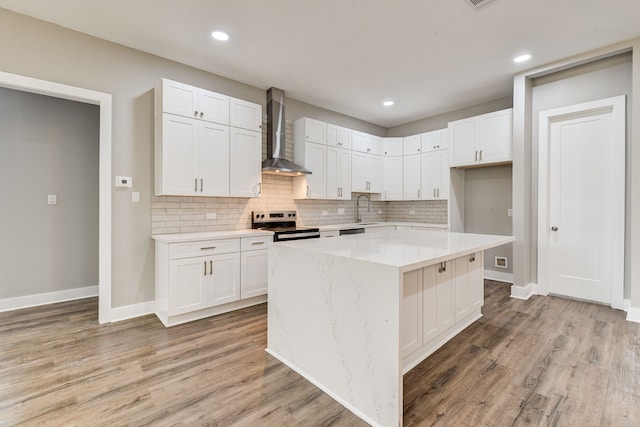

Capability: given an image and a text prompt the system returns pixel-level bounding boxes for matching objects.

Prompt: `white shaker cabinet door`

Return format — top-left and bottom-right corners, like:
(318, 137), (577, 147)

(161, 114), (198, 196)
(230, 97), (262, 132)
(198, 89), (230, 125)
(367, 154), (383, 193)
(241, 249), (268, 298)
(162, 79), (198, 119)
(327, 146), (350, 200)
(207, 252), (241, 307)
(403, 154), (421, 200)
(230, 128), (262, 197)
(477, 109), (512, 164)
(468, 252), (484, 310)
(421, 151), (440, 200)
(169, 257), (208, 316)
(383, 155), (403, 201)
(449, 118), (477, 167)
(198, 122), (230, 197)
(351, 151), (368, 192)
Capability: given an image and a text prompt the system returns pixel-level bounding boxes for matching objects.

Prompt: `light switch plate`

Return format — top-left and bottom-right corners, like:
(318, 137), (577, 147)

(131, 192), (140, 203)
(206, 212), (217, 220)
(507, 208), (513, 217)
(47, 195), (57, 205)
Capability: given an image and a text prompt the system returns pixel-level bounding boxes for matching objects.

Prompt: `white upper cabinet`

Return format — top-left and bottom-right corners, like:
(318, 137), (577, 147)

(421, 150), (449, 200)
(229, 97), (262, 132)
(293, 141), (327, 199)
(403, 134), (421, 155)
(353, 131), (383, 155)
(161, 78), (230, 125)
(229, 127), (262, 197)
(383, 155), (403, 201)
(449, 108), (513, 168)
(421, 129), (448, 152)
(403, 153), (421, 200)
(155, 78), (263, 198)
(326, 146), (352, 200)
(352, 152), (382, 193)
(296, 117), (327, 144)
(327, 124), (352, 149)
(383, 137), (403, 156)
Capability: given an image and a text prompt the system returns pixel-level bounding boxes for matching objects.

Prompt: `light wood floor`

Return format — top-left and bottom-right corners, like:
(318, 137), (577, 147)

(1, 281), (639, 426)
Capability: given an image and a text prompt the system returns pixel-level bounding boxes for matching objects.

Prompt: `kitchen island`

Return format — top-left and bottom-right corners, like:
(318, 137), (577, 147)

(266, 229), (514, 427)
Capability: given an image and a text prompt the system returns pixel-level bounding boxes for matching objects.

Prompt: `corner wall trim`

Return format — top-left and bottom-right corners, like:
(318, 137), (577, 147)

(626, 307), (640, 323)
(510, 283), (535, 300)
(109, 301), (156, 323)
(0, 286), (98, 312)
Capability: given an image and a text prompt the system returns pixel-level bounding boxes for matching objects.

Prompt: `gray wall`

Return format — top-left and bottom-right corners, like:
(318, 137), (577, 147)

(0, 87), (99, 298)
(387, 96), (512, 136)
(0, 8), (384, 308)
(530, 52), (633, 295)
(464, 165), (513, 275)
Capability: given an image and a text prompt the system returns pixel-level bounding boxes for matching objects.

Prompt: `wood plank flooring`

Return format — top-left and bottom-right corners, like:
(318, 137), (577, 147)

(1, 281), (639, 426)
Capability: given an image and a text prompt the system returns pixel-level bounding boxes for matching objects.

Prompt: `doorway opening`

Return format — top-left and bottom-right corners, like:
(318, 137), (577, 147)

(0, 71), (112, 323)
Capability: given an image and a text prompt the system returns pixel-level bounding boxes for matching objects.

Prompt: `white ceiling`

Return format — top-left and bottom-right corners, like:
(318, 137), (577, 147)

(1, 0), (639, 128)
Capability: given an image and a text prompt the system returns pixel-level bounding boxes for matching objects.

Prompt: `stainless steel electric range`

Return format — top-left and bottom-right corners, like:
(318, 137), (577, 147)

(251, 211), (320, 242)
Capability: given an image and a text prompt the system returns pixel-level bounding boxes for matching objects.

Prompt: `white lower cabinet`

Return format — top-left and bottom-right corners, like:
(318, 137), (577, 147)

(155, 234), (271, 327)
(402, 253), (483, 367)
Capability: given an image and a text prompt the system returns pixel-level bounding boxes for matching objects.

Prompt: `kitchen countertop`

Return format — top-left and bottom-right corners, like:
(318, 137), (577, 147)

(275, 229), (513, 273)
(152, 229), (274, 243)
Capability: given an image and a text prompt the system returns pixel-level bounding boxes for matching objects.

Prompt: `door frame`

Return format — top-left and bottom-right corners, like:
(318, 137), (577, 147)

(0, 71), (113, 323)
(537, 95), (625, 309)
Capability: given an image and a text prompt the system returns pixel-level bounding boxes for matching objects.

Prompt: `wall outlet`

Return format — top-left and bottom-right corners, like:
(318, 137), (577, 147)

(338, 208), (345, 215)
(507, 208), (513, 217)
(206, 212), (217, 220)
(409, 210), (416, 215)
(322, 210), (328, 216)
(47, 194), (57, 205)
(131, 192), (140, 203)
(495, 256), (508, 269)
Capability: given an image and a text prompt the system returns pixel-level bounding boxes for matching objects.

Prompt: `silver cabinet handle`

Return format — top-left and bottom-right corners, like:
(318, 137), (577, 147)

(433, 188), (436, 198)
(367, 148), (371, 152)
(200, 178), (203, 192)
(475, 150), (478, 161)
(479, 150), (483, 161)
(551, 226), (559, 231)
(194, 111), (198, 117)
(439, 261), (447, 273)
(200, 112), (204, 118)
(417, 148), (420, 152)
(251, 241), (265, 245)
(437, 188), (440, 198)
(203, 261), (207, 276)
(258, 182), (262, 195)
(210, 260), (213, 275)
(469, 253), (476, 262)
(195, 178), (198, 192)
(201, 246), (216, 250)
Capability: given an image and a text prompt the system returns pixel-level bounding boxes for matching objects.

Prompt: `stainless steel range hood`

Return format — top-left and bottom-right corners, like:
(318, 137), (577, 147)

(262, 87), (311, 176)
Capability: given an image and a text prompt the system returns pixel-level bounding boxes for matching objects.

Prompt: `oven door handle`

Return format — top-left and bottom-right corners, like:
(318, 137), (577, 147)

(275, 232), (320, 241)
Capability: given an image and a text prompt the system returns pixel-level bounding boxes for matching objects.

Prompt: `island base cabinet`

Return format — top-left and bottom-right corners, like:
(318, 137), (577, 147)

(402, 253), (484, 373)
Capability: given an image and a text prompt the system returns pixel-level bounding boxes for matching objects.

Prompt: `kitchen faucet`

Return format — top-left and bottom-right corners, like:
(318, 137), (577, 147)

(355, 194), (370, 223)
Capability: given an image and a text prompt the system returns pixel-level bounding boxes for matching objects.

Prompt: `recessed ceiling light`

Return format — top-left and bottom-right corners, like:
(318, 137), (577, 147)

(211, 30), (230, 41)
(383, 100), (394, 107)
(513, 54), (531, 63)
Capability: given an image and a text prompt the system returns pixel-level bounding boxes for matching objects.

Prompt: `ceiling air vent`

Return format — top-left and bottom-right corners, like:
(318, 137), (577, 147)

(467, 0), (498, 9)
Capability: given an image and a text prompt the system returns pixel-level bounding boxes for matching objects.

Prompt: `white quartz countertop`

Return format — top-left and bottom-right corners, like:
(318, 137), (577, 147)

(316, 221), (447, 231)
(275, 229), (514, 272)
(152, 229), (274, 243)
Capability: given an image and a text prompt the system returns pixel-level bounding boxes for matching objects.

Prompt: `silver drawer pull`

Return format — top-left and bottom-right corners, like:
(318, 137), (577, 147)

(201, 246), (216, 250)
(251, 241), (265, 245)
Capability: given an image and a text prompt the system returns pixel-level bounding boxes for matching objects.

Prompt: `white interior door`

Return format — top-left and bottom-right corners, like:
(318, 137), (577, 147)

(539, 96), (625, 307)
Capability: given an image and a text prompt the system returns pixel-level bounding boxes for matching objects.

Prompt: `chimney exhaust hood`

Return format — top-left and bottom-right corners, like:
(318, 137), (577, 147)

(262, 87), (311, 176)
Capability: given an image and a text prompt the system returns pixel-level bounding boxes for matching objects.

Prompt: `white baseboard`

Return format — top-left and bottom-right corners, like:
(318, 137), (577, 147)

(109, 300), (156, 323)
(510, 283), (535, 300)
(0, 285), (98, 312)
(484, 270), (513, 284)
(626, 307), (640, 323)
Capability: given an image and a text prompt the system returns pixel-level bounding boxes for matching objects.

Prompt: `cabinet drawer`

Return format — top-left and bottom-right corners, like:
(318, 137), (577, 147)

(241, 235), (273, 251)
(170, 238), (240, 259)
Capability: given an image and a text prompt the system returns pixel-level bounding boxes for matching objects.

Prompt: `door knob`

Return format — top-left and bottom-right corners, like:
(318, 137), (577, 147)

(551, 226), (559, 231)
